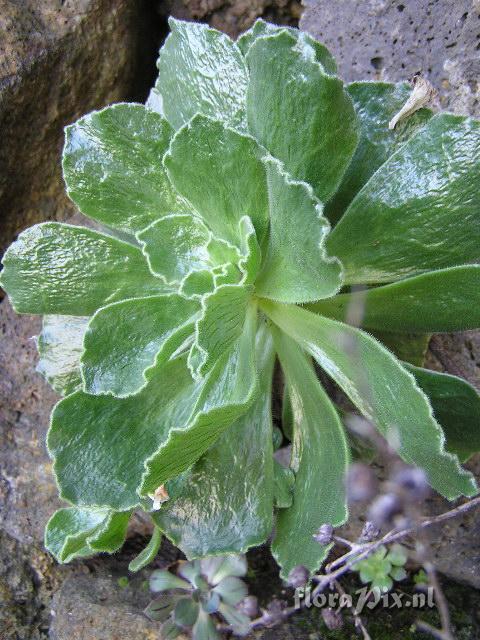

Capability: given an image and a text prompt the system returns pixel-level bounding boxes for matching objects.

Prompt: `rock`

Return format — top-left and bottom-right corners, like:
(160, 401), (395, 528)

(49, 568), (159, 640)
(0, 0), (163, 255)
(161, 0), (301, 37)
(0, 298), (59, 545)
(300, 0), (479, 114)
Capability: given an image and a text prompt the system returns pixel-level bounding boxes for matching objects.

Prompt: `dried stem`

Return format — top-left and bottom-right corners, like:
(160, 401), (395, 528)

(247, 495), (480, 633)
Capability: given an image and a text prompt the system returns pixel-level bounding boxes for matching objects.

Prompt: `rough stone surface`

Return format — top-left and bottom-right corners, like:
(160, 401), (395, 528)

(161, 0), (301, 37)
(300, 0), (480, 114)
(0, 0), (163, 255)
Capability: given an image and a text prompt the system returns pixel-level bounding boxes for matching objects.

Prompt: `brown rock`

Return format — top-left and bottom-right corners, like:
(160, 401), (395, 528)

(0, 0), (163, 255)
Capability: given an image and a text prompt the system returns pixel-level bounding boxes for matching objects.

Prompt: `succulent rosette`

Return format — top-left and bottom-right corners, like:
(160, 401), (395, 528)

(1, 18), (480, 578)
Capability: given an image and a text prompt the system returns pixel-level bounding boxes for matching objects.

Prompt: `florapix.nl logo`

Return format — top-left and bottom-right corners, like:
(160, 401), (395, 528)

(294, 585), (435, 614)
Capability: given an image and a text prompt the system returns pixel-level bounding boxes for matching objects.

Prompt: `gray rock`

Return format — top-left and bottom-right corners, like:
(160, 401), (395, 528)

(300, 0), (479, 114)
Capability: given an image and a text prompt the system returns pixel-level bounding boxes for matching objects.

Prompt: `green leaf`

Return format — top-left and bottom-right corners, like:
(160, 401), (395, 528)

(0, 223), (168, 315)
(390, 567), (407, 582)
(154, 326), (274, 558)
(273, 461), (295, 509)
(164, 115), (269, 247)
(144, 594), (179, 622)
(160, 619), (181, 638)
(181, 270), (216, 298)
(138, 214), (213, 283)
(218, 602), (251, 636)
(128, 525), (162, 572)
(192, 609), (220, 640)
(175, 598), (200, 627)
(237, 19), (337, 74)
(270, 329), (349, 578)
(37, 315), (89, 395)
(140, 303), (258, 496)
(406, 364), (480, 463)
(81, 294), (199, 397)
(387, 544), (408, 566)
(192, 284), (252, 376)
(309, 266), (480, 333)
(45, 507), (130, 563)
(48, 355), (202, 510)
(261, 301), (477, 500)
(238, 216), (261, 285)
(155, 18), (248, 131)
(213, 577), (248, 606)
(62, 103), (187, 234)
(328, 114), (480, 284)
(246, 30), (357, 203)
(150, 570), (191, 593)
(371, 332), (430, 367)
(281, 383), (294, 441)
(326, 82), (433, 223)
(255, 157), (342, 303)
(200, 555), (247, 584)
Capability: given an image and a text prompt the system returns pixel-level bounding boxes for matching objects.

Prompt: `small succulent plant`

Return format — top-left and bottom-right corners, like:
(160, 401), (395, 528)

(353, 544), (408, 592)
(146, 555), (255, 638)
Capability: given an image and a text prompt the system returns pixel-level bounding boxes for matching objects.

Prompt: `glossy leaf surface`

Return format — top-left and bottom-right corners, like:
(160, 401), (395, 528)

(48, 356), (201, 510)
(81, 294), (199, 397)
(310, 266), (480, 333)
(237, 18), (337, 74)
(271, 329), (349, 578)
(45, 507), (130, 562)
(138, 215), (211, 283)
(154, 326), (274, 558)
(255, 158), (342, 303)
(406, 364), (480, 462)
(37, 315), (89, 395)
(192, 284), (252, 376)
(0, 223), (167, 315)
(328, 114), (480, 284)
(63, 103), (187, 234)
(261, 301), (477, 499)
(164, 116), (269, 247)
(155, 18), (248, 131)
(246, 30), (357, 202)
(140, 305), (258, 496)
(327, 82), (432, 222)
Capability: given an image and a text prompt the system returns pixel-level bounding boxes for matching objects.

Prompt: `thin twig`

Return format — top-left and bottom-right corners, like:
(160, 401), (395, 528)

(247, 495), (480, 632)
(333, 579), (372, 640)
